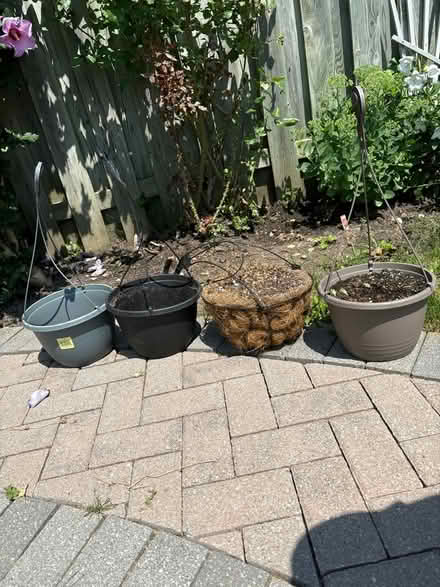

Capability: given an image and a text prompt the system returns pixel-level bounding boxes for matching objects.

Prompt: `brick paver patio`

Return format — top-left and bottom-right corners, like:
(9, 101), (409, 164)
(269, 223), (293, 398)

(1, 325), (440, 584)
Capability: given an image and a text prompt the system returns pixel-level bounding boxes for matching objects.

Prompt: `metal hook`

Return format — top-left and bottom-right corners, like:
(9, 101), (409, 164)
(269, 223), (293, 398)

(352, 86), (367, 150)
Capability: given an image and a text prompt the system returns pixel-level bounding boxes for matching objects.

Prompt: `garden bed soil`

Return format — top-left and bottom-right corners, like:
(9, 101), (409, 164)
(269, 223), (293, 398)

(0, 202), (433, 326)
(331, 269), (426, 303)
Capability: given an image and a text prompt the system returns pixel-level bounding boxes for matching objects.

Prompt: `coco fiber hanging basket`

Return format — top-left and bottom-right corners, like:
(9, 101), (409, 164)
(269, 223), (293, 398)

(202, 259), (312, 352)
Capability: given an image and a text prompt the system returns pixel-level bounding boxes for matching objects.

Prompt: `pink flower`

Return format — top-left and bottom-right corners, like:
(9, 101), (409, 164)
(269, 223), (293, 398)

(0, 17), (36, 57)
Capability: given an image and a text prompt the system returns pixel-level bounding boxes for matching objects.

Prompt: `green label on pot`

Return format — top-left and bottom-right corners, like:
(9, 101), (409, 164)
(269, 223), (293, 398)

(57, 337), (75, 350)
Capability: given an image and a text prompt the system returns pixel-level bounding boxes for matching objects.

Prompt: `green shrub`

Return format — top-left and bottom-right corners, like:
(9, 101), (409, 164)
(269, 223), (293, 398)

(300, 65), (440, 206)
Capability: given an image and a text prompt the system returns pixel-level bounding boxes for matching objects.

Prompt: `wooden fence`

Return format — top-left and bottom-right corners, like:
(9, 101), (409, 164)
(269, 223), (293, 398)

(6, 1), (440, 252)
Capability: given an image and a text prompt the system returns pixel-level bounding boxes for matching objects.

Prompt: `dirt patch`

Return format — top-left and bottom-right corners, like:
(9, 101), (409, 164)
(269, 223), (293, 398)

(0, 201), (431, 326)
(332, 269), (427, 303)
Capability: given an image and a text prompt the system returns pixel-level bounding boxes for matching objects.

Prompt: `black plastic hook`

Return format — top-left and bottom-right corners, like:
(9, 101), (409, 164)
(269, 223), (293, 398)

(352, 86), (367, 150)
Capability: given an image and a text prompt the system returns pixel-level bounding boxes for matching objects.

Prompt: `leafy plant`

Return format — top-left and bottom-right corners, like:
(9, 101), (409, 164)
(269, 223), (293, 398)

(300, 65), (440, 206)
(4, 485), (26, 502)
(304, 292), (330, 326)
(144, 489), (157, 508)
(85, 495), (114, 517)
(314, 234), (337, 250)
(375, 239), (396, 256)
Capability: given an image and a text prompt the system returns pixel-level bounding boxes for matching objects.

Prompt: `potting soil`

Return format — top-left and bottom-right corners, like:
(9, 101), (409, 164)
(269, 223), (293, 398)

(331, 269), (427, 303)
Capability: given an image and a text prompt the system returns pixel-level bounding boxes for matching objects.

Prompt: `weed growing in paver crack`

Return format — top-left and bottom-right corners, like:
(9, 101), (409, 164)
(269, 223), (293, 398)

(144, 489), (158, 508)
(4, 485), (26, 502)
(85, 496), (114, 517)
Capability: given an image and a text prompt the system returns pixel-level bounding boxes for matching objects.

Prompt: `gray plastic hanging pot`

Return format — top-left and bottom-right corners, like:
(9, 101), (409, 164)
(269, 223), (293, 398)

(23, 284), (115, 368)
(318, 262), (436, 361)
(107, 274), (200, 359)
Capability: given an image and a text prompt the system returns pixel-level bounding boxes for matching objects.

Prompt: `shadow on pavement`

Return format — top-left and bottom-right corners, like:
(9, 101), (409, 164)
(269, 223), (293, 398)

(291, 493), (440, 586)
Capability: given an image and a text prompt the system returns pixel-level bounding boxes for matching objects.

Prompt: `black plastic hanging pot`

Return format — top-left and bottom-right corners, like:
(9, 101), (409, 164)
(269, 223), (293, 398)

(107, 274), (201, 359)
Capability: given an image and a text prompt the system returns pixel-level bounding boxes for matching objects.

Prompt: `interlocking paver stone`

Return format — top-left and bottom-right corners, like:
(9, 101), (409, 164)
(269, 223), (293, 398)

(42, 364), (79, 395)
(73, 357), (146, 390)
(24, 349), (51, 365)
(224, 374), (276, 437)
(0, 328), (41, 353)
(272, 380), (371, 427)
(306, 363), (378, 387)
(116, 349), (143, 361)
(324, 551), (440, 587)
(0, 449), (48, 493)
(367, 332), (426, 375)
(84, 349), (117, 368)
(183, 469), (300, 536)
(243, 517), (320, 586)
(401, 434), (440, 485)
(293, 457), (385, 574)
(90, 419), (181, 467)
(0, 489), (9, 515)
(42, 411), (100, 479)
(412, 332), (440, 380)
(0, 360), (47, 388)
(0, 352), (27, 369)
(0, 326), (21, 348)
(362, 374), (440, 440)
(0, 379), (41, 430)
(25, 384), (105, 423)
(232, 421), (340, 476)
(35, 462), (132, 506)
(183, 356), (260, 388)
(324, 338), (365, 368)
(183, 408), (234, 487)
(3, 505), (99, 586)
(201, 531), (244, 561)
(281, 326), (336, 363)
(413, 378), (440, 398)
(260, 359), (312, 396)
(0, 421), (58, 457)
(144, 353), (182, 396)
(99, 377), (143, 433)
(270, 579), (291, 587)
(193, 551), (269, 587)
(125, 532), (207, 586)
(128, 452), (182, 532)
(330, 410), (422, 498)
(183, 351), (219, 366)
(430, 394), (440, 414)
(368, 486), (440, 556)
(0, 498), (56, 580)
(142, 382), (224, 425)
(59, 516), (152, 587)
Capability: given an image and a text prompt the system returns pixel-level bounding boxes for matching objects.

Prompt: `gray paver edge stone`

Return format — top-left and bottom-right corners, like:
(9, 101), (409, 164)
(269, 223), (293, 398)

(2, 495), (281, 585)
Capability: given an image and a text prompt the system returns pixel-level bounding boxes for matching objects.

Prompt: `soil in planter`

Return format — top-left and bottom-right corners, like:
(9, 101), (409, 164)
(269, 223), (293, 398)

(110, 281), (196, 312)
(211, 260), (304, 303)
(331, 269), (427, 303)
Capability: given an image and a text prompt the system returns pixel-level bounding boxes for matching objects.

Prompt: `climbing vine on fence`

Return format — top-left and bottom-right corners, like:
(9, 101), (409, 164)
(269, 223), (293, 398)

(56, 0), (287, 235)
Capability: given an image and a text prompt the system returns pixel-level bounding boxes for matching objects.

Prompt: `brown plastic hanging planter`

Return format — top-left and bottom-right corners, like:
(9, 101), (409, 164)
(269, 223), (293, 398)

(318, 262), (436, 361)
(317, 86), (436, 362)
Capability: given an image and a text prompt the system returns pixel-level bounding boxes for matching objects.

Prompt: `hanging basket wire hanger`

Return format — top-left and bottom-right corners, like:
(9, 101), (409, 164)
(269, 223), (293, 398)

(324, 85), (433, 295)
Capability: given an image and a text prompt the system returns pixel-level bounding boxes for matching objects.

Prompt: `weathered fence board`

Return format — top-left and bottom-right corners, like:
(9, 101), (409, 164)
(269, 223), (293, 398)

(261, 3), (304, 198)
(349, 0), (391, 68)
